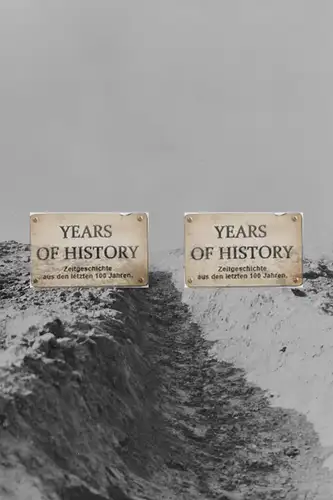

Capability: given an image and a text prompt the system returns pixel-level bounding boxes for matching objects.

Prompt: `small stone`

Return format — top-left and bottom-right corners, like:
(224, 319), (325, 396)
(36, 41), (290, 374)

(88, 292), (100, 303)
(57, 337), (74, 349)
(0, 414), (8, 428)
(44, 318), (65, 338)
(291, 288), (307, 297)
(284, 446), (300, 458)
(34, 332), (58, 355)
(72, 371), (83, 383)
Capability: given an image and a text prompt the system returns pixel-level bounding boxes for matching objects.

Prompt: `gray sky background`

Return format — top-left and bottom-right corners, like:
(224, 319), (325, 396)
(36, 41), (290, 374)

(0, 0), (332, 258)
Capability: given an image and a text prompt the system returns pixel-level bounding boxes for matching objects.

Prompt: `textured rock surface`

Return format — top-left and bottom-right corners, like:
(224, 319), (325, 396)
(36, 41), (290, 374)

(0, 241), (333, 499)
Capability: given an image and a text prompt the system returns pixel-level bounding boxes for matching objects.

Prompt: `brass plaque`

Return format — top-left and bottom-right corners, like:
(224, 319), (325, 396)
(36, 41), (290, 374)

(184, 212), (303, 288)
(30, 212), (149, 288)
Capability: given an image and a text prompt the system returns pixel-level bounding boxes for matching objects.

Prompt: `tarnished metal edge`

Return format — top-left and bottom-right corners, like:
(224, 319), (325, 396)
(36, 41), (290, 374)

(184, 211), (303, 217)
(30, 211), (148, 216)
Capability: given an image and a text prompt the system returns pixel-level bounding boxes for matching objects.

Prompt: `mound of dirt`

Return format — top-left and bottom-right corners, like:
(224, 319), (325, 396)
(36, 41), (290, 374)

(0, 241), (332, 499)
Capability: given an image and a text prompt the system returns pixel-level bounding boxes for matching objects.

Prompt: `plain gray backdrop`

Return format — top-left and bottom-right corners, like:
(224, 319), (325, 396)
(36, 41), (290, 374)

(0, 0), (332, 258)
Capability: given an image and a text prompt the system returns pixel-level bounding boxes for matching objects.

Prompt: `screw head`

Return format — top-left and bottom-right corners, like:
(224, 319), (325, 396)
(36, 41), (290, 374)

(137, 215), (144, 222)
(32, 217), (38, 223)
(293, 277), (299, 283)
(33, 278), (38, 284)
(187, 277), (193, 284)
(138, 277), (145, 284)
(187, 216), (193, 223)
(292, 216), (298, 222)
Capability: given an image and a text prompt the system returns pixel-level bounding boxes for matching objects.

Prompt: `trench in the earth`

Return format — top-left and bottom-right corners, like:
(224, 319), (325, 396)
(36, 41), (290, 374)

(0, 259), (332, 499)
(115, 272), (332, 500)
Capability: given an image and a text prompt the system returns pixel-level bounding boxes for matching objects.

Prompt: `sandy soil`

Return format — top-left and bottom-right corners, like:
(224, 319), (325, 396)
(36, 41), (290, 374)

(154, 250), (333, 497)
(0, 241), (333, 499)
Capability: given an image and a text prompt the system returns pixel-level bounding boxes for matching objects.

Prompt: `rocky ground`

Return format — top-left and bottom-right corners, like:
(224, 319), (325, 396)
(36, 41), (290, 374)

(0, 241), (333, 499)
